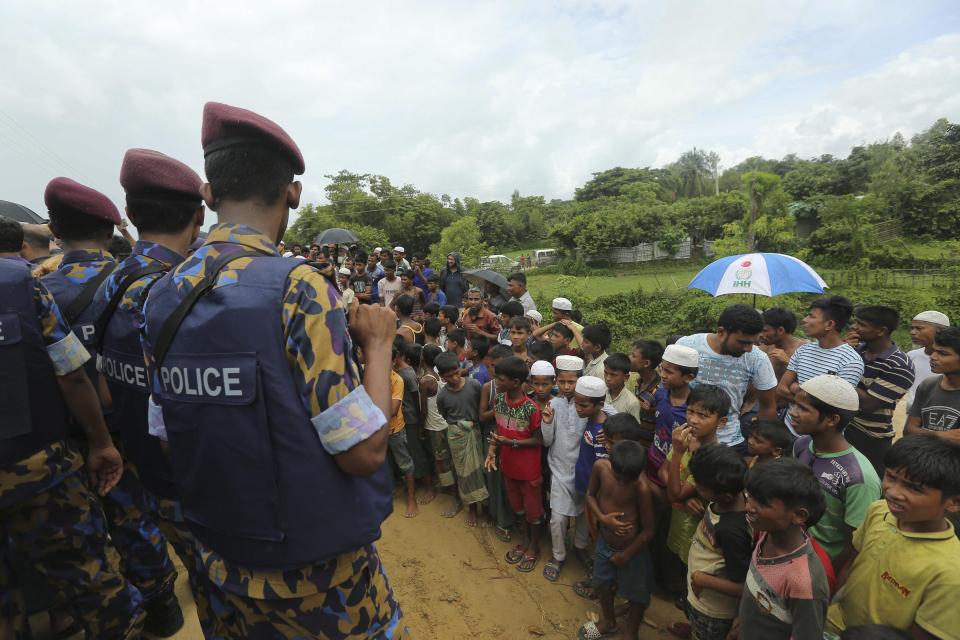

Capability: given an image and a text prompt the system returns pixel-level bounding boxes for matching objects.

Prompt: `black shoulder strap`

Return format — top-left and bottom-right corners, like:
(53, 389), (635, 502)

(93, 262), (168, 353)
(152, 250), (261, 368)
(64, 262), (117, 325)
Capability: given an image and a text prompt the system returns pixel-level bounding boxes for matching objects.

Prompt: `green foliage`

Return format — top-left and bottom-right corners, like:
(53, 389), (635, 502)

(428, 216), (488, 268)
(575, 167), (674, 202)
(801, 195), (883, 265)
(287, 118), (959, 276)
(713, 222), (749, 257)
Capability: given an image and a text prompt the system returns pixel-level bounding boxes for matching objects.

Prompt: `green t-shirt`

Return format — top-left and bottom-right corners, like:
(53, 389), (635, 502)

(793, 435), (881, 559)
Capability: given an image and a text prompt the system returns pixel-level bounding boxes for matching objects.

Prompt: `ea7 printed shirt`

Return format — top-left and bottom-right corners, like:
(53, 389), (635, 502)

(909, 375), (960, 433)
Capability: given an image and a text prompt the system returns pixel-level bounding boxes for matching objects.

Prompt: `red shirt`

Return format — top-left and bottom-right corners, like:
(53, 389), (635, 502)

(494, 393), (542, 481)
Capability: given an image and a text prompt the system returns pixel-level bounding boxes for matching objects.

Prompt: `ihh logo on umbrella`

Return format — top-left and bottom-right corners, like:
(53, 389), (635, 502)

(733, 261), (752, 288)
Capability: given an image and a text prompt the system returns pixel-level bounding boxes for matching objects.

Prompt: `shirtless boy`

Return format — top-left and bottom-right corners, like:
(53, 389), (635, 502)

(580, 440), (656, 640)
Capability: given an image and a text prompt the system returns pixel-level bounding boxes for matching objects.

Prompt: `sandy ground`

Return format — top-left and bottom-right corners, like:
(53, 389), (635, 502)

(163, 403), (909, 639)
(166, 492), (678, 640)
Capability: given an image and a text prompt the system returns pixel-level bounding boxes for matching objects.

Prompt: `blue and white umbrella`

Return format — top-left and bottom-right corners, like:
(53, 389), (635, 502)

(688, 252), (827, 297)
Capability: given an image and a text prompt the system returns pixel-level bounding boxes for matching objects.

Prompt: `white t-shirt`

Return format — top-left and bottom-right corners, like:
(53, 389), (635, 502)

(905, 347), (933, 412)
(377, 276), (403, 308)
(677, 333), (777, 446)
(785, 341), (865, 432)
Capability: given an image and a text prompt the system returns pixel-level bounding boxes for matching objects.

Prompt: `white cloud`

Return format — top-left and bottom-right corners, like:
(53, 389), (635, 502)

(746, 34), (960, 162)
(0, 0), (956, 221)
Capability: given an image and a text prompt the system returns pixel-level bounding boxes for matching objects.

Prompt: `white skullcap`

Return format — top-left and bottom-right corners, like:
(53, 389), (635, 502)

(393, 246), (405, 253)
(799, 375), (859, 411)
(662, 344), (700, 369)
(556, 355), (584, 372)
(552, 297), (573, 311)
(530, 360), (556, 377)
(913, 310), (950, 327)
(374, 247), (382, 253)
(282, 251), (293, 257)
(338, 267), (352, 276)
(525, 310), (543, 323)
(575, 375), (606, 398)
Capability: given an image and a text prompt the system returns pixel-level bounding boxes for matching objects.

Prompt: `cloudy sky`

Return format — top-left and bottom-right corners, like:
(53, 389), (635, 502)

(2, 0), (959, 220)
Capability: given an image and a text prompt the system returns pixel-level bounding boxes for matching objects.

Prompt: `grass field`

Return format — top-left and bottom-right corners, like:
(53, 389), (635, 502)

(526, 265), (702, 299)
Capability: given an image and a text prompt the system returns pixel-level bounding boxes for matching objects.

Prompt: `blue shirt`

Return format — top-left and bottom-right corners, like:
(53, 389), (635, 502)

(575, 419), (608, 495)
(649, 386), (687, 485)
(468, 362), (490, 386)
(425, 289), (447, 306)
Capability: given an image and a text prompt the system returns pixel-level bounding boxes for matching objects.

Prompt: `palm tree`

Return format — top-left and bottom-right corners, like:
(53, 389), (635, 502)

(706, 151), (721, 196)
(674, 148), (710, 197)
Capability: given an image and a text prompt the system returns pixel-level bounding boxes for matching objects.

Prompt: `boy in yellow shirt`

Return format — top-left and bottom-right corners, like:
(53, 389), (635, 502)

(826, 435), (960, 640)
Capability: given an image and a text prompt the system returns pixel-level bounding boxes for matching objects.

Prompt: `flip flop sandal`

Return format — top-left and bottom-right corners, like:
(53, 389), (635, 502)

(573, 579), (597, 600)
(577, 620), (618, 640)
(668, 621), (692, 639)
(505, 545), (524, 564)
(517, 554), (539, 573)
(542, 558), (563, 582)
(495, 527), (512, 542)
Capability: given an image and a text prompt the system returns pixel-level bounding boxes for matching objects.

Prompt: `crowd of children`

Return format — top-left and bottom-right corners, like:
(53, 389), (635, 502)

(321, 244), (960, 640)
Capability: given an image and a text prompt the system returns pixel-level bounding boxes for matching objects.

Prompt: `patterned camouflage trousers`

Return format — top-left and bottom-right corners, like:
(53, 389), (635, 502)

(211, 544), (408, 639)
(156, 497), (237, 639)
(0, 464), (144, 639)
(71, 438), (178, 603)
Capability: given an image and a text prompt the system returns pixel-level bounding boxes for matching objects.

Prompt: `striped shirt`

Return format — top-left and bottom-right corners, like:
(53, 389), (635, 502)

(739, 531), (830, 640)
(848, 343), (915, 439)
(785, 342), (864, 433)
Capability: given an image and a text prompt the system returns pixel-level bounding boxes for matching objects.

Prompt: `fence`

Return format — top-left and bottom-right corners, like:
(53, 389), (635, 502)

(584, 238), (715, 264)
(818, 268), (957, 290)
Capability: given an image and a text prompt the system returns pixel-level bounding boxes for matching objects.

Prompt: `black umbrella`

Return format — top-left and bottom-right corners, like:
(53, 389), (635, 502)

(314, 228), (359, 245)
(0, 200), (45, 223)
(463, 268), (510, 291)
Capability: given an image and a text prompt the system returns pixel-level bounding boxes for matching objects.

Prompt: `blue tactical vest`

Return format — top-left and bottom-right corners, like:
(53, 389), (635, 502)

(95, 263), (176, 499)
(143, 252), (393, 569)
(42, 261), (115, 400)
(0, 261), (68, 467)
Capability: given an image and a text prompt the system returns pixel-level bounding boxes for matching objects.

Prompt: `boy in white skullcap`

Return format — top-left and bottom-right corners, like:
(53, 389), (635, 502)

(906, 310), (951, 410)
(337, 266), (355, 307)
(573, 376), (611, 499)
(648, 344), (700, 497)
(541, 356), (589, 582)
(538, 297), (584, 349)
(529, 359), (556, 411)
(791, 374), (880, 563)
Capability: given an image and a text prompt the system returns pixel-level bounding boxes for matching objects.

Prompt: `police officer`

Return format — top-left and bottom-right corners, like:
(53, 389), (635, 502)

(41, 178), (183, 636)
(0, 216), (32, 267)
(141, 102), (407, 638)
(91, 148), (231, 637)
(0, 215), (144, 639)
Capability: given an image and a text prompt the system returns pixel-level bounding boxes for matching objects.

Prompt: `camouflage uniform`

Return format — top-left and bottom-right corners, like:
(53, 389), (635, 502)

(97, 240), (224, 636)
(143, 224), (407, 638)
(45, 250), (178, 604)
(0, 269), (143, 639)
(156, 497), (236, 639)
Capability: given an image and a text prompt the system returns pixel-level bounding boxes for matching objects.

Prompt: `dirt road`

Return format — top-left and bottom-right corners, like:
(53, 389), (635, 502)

(168, 492), (677, 639)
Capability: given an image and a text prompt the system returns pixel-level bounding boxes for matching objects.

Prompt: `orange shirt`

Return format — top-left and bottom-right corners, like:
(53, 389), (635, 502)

(389, 370), (405, 433)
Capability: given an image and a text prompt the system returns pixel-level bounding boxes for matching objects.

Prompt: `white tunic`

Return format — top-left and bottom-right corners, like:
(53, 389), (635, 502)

(542, 395), (588, 517)
(906, 347), (933, 412)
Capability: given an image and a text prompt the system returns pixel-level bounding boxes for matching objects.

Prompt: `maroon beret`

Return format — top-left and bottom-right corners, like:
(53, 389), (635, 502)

(201, 102), (304, 175)
(120, 148), (202, 201)
(44, 177), (121, 225)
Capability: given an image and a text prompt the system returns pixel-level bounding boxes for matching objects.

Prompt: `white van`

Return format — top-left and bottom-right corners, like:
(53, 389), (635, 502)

(479, 254), (519, 271)
(532, 249), (558, 266)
